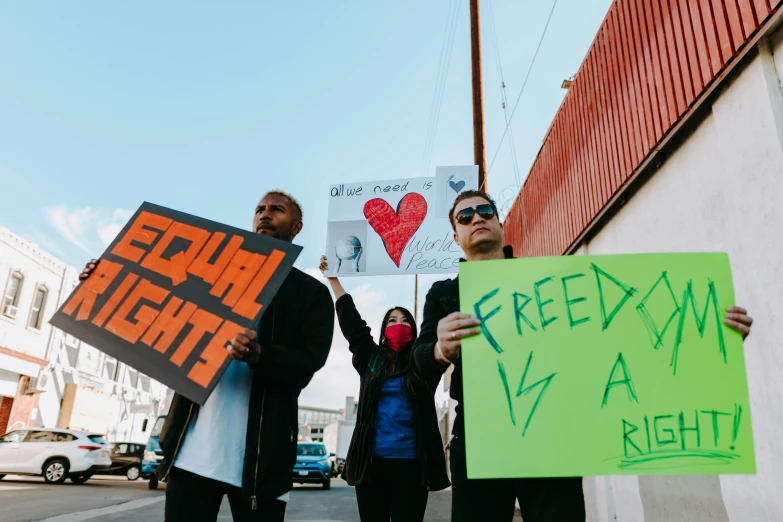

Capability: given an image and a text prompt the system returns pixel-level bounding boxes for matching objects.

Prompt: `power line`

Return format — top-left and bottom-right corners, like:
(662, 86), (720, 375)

(487, 0), (559, 175)
(420, 0), (455, 177)
(420, 0), (462, 177)
(485, 0), (532, 256)
(485, 0), (521, 189)
(421, 0), (461, 177)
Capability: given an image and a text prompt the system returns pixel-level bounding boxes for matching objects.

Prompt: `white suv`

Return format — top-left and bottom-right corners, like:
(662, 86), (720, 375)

(0, 427), (112, 484)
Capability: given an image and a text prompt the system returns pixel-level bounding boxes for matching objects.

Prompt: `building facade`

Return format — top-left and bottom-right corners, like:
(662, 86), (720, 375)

(0, 226), (169, 443)
(297, 404), (344, 442)
(502, 2), (783, 520)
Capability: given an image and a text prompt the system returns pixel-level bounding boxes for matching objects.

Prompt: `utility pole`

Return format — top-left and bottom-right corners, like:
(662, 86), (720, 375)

(470, 0), (488, 191)
(415, 1), (486, 324)
(414, 275), (419, 323)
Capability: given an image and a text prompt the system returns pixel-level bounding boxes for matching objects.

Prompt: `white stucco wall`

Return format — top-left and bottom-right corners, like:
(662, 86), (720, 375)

(0, 227), (67, 362)
(577, 37), (783, 522)
(0, 227), (170, 438)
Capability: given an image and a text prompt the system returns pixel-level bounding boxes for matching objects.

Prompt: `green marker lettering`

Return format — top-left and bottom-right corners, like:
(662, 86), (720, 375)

(601, 353), (639, 408)
(561, 273), (590, 328)
(534, 276), (558, 330)
(700, 410), (732, 447)
(474, 288), (503, 354)
(591, 263), (637, 331)
(678, 410), (701, 450)
(653, 415), (677, 446)
(513, 292), (537, 336)
(622, 420), (644, 458)
(671, 280), (726, 375)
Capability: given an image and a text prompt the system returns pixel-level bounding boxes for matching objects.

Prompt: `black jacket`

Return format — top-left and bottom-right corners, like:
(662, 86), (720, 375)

(336, 294), (450, 491)
(156, 268), (334, 509)
(412, 246), (514, 437)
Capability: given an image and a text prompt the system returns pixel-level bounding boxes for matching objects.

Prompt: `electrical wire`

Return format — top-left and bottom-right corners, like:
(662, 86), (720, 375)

(486, 0), (543, 256)
(487, 0), (559, 175)
(485, 0), (521, 189)
(420, 0), (462, 177)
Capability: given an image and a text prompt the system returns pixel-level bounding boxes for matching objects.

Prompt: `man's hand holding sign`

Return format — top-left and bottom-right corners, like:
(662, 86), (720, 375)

(433, 313), (481, 365)
(227, 329), (261, 365)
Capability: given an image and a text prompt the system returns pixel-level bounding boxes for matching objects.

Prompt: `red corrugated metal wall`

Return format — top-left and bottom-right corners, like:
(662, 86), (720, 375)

(503, 0), (781, 257)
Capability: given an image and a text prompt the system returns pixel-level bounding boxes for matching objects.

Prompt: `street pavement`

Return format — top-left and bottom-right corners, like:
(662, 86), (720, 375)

(0, 474), (523, 521)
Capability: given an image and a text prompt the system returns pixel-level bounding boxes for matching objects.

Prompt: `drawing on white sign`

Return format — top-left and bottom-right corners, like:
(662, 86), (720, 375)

(325, 166), (477, 277)
(435, 166), (475, 216)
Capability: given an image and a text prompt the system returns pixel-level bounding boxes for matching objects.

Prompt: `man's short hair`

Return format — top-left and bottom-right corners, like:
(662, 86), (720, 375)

(448, 190), (499, 230)
(264, 190), (303, 221)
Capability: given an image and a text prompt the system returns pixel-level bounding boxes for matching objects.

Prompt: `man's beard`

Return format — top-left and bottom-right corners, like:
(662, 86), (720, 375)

(256, 221), (297, 243)
(467, 234), (502, 256)
(271, 225), (294, 243)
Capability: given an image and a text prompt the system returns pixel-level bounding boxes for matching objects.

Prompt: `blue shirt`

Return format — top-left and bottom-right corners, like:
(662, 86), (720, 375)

(372, 376), (417, 458)
(173, 358), (290, 502)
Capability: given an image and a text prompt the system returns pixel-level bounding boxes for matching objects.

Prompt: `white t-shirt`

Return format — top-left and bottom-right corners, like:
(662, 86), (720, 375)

(174, 358), (290, 502)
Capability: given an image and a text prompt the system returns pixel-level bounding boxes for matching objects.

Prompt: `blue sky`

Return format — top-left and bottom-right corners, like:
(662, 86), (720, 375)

(0, 0), (612, 408)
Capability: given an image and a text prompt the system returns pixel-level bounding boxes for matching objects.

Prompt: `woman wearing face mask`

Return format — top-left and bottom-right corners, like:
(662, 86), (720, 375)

(319, 256), (449, 522)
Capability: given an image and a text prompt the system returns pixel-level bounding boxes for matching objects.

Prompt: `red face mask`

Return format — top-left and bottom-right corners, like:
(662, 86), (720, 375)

(384, 323), (413, 352)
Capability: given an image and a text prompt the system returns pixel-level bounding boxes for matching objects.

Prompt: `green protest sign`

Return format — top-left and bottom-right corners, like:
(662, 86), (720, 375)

(458, 253), (754, 479)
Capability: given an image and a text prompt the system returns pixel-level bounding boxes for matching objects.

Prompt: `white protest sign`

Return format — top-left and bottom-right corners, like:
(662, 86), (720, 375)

(324, 166), (478, 277)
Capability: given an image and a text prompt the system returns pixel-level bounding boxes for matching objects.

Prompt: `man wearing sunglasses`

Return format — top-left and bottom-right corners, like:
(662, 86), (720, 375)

(412, 190), (754, 521)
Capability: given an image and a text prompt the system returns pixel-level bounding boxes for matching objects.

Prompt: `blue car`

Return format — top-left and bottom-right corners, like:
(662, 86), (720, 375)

(142, 414), (166, 490)
(293, 442), (334, 490)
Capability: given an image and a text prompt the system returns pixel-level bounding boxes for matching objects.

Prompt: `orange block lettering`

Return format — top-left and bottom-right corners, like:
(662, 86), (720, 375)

(105, 278), (170, 344)
(140, 222), (210, 286)
(210, 249), (265, 308)
(92, 273), (139, 328)
(187, 320), (244, 388)
(112, 211), (173, 263)
(187, 233), (244, 285)
(141, 297), (198, 354)
(62, 260), (124, 321)
(233, 249), (287, 320)
(169, 309), (222, 367)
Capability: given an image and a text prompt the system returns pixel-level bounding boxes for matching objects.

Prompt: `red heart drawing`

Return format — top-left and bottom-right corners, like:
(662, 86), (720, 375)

(364, 193), (427, 267)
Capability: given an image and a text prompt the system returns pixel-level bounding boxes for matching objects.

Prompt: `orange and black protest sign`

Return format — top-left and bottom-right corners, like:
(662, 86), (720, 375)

(49, 202), (302, 405)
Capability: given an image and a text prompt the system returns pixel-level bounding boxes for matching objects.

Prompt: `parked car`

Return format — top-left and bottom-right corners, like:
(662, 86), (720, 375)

(142, 414), (166, 490)
(100, 442), (145, 481)
(0, 427), (111, 484)
(293, 442), (334, 490)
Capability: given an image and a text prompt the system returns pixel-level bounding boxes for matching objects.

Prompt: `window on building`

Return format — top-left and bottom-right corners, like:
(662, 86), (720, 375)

(28, 286), (47, 330)
(76, 345), (106, 376)
(104, 357), (118, 381)
(126, 368), (139, 388)
(2, 272), (23, 319)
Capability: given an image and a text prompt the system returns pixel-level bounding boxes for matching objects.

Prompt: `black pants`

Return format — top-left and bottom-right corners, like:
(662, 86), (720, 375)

(449, 436), (585, 522)
(165, 467), (286, 522)
(355, 458), (429, 522)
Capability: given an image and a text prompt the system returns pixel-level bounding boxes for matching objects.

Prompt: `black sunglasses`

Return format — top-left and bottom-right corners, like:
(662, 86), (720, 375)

(455, 204), (496, 225)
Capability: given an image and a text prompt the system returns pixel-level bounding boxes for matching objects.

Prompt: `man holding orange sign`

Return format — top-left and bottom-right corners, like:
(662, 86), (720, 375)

(76, 191), (334, 522)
